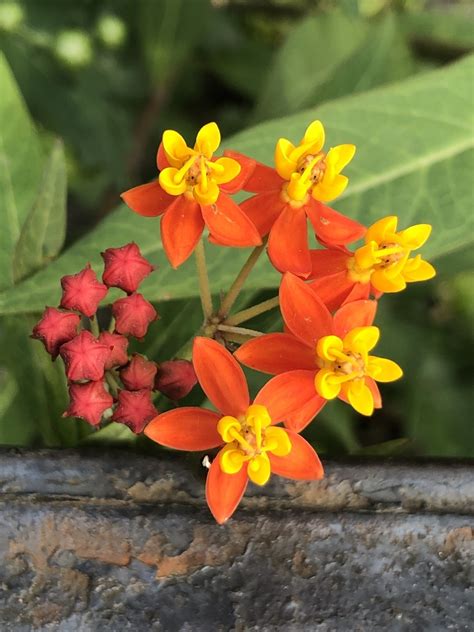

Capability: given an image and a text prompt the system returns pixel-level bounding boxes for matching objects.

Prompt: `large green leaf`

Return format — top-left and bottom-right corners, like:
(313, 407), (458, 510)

(401, 8), (474, 53)
(0, 55), (472, 315)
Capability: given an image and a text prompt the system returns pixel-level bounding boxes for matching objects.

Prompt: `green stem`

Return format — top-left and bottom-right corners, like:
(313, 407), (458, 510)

(218, 237), (268, 318)
(216, 324), (263, 337)
(195, 240), (213, 320)
(105, 370), (121, 396)
(224, 295), (279, 326)
(90, 315), (100, 337)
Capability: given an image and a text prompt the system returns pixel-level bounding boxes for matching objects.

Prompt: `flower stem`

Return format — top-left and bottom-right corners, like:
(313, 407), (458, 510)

(224, 295), (279, 326)
(105, 370), (121, 396)
(195, 240), (213, 320)
(90, 315), (100, 338)
(217, 323), (263, 337)
(218, 237), (268, 318)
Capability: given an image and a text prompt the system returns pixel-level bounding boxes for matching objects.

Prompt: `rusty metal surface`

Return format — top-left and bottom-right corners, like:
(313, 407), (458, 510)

(0, 449), (473, 631)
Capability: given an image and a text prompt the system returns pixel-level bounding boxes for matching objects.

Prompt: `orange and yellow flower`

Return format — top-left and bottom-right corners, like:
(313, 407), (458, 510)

(235, 273), (403, 430)
(307, 216), (436, 310)
(121, 122), (261, 268)
(145, 337), (323, 524)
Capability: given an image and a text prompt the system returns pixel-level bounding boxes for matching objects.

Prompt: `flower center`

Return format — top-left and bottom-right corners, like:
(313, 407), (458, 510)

(286, 152), (326, 202)
(348, 239), (407, 283)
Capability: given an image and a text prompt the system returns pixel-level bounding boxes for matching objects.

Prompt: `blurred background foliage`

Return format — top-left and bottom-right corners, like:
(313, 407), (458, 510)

(0, 0), (473, 457)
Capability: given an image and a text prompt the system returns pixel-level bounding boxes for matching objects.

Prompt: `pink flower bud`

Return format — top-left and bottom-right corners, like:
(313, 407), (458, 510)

(63, 380), (113, 426)
(120, 354), (157, 391)
(154, 359), (197, 400)
(112, 293), (157, 339)
(59, 330), (110, 382)
(101, 242), (155, 294)
(98, 331), (129, 369)
(60, 264), (108, 317)
(31, 307), (81, 359)
(111, 389), (157, 433)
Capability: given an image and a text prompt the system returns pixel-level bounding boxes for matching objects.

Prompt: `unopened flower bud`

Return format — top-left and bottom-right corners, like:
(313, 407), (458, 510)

(111, 389), (157, 433)
(154, 359), (197, 400)
(98, 331), (129, 370)
(31, 307), (81, 359)
(60, 265), (108, 317)
(101, 242), (154, 294)
(59, 331), (109, 382)
(120, 354), (157, 391)
(63, 380), (113, 426)
(112, 293), (157, 339)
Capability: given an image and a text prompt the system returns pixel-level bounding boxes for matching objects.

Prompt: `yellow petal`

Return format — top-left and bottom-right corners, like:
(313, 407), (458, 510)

(315, 368), (341, 400)
(246, 404), (272, 429)
(162, 130), (191, 167)
(367, 356), (403, 382)
(397, 224), (432, 250)
(217, 415), (241, 442)
(371, 269), (407, 293)
(354, 242), (378, 270)
(195, 122), (221, 158)
(383, 252), (409, 280)
(343, 326), (380, 354)
(312, 173), (349, 202)
(212, 156), (241, 184)
(325, 144), (356, 173)
(193, 179), (220, 205)
(346, 379), (374, 416)
(365, 216), (398, 245)
(275, 138), (296, 179)
(265, 426), (292, 457)
(247, 453), (271, 486)
(220, 445), (246, 474)
(402, 256), (436, 282)
(158, 168), (188, 196)
(302, 120), (325, 148)
(316, 335), (344, 362)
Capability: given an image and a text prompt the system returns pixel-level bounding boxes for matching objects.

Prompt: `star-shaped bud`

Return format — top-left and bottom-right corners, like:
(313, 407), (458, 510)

(111, 389), (157, 433)
(31, 307), (81, 359)
(112, 293), (158, 339)
(101, 242), (155, 294)
(59, 330), (110, 381)
(120, 354), (157, 391)
(63, 380), (113, 426)
(60, 264), (108, 317)
(98, 331), (129, 369)
(154, 359), (197, 401)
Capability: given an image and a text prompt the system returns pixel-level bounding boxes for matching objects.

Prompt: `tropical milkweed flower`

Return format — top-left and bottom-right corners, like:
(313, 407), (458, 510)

(235, 120), (365, 277)
(308, 216), (436, 310)
(235, 273), (403, 428)
(145, 337), (323, 524)
(121, 122), (261, 268)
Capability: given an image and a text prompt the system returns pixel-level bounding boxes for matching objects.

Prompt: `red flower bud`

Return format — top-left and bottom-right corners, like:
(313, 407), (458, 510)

(120, 354), (157, 391)
(59, 330), (110, 382)
(63, 380), (113, 426)
(111, 389), (157, 433)
(154, 359), (197, 400)
(31, 307), (81, 359)
(98, 331), (129, 369)
(60, 264), (108, 317)
(101, 242), (155, 294)
(112, 293), (157, 339)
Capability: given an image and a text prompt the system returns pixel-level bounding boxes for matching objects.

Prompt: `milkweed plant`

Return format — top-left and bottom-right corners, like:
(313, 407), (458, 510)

(32, 121), (436, 524)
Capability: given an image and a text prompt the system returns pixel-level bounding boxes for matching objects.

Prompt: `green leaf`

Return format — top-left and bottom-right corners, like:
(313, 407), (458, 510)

(253, 11), (415, 122)
(13, 139), (67, 283)
(401, 8), (474, 53)
(0, 55), (473, 315)
(0, 51), (43, 290)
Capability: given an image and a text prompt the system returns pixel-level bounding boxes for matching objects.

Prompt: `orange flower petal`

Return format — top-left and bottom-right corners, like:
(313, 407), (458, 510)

(121, 181), (173, 217)
(309, 272), (355, 312)
(206, 449), (248, 524)
(254, 370), (318, 424)
(221, 150), (256, 194)
(160, 196), (204, 268)
(156, 142), (170, 171)
(284, 395), (327, 432)
(333, 299), (377, 339)
(280, 273), (333, 347)
(268, 430), (324, 480)
(309, 248), (351, 278)
(242, 161), (284, 193)
(193, 337), (249, 417)
(268, 205), (311, 276)
(235, 333), (316, 375)
(341, 282), (371, 305)
(306, 199), (366, 246)
(239, 191), (286, 237)
(201, 192), (262, 248)
(144, 407), (221, 450)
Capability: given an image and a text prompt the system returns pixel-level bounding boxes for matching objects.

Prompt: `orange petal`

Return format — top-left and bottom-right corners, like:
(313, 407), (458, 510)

(239, 191), (286, 237)
(206, 449), (248, 524)
(279, 273), (333, 347)
(306, 199), (366, 246)
(193, 337), (249, 417)
(341, 282), (371, 305)
(268, 205), (311, 276)
(309, 272), (355, 312)
(235, 333), (316, 375)
(221, 150), (256, 194)
(156, 142), (170, 171)
(160, 195), (204, 268)
(241, 161), (284, 193)
(121, 181), (173, 217)
(309, 248), (351, 278)
(144, 407), (221, 450)
(333, 299), (377, 339)
(269, 430), (324, 480)
(201, 192), (262, 248)
(254, 370), (318, 424)
(284, 395), (327, 433)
